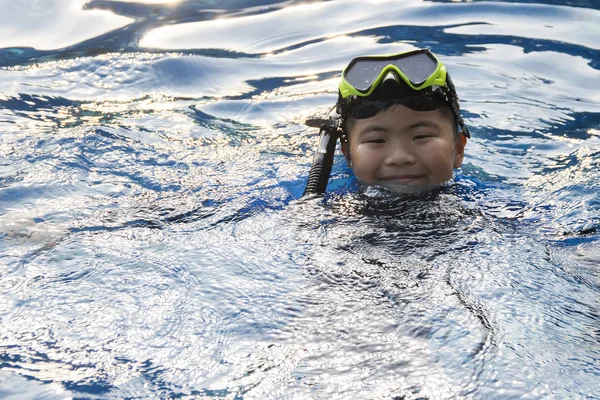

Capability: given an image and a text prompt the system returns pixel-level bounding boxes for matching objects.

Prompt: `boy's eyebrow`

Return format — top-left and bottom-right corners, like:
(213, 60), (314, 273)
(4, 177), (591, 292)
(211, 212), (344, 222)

(406, 121), (442, 130)
(359, 120), (441, 137)
(358, 124), (388, 136)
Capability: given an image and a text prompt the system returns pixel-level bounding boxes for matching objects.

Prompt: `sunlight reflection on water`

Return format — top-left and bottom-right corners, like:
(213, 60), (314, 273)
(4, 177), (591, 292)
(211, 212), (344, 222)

(0, 0), (132, 50)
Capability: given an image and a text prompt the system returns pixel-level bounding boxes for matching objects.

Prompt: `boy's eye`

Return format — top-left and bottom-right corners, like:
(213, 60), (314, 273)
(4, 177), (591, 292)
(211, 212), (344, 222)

(414, 134), (433, 140)
(366, 139), (386, 144)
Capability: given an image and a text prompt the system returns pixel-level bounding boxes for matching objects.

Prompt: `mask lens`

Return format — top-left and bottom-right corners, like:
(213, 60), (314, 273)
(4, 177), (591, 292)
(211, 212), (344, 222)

(391, 52), (438, 86)
(343, 59), (389, 92)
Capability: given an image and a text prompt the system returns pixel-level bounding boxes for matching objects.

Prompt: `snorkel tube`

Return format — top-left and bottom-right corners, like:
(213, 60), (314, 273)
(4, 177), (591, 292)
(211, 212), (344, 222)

(302, 110), (342, 196)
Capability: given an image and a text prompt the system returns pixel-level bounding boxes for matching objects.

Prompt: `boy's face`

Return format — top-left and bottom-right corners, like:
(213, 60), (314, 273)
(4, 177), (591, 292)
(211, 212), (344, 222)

(341, 104), (466, 190)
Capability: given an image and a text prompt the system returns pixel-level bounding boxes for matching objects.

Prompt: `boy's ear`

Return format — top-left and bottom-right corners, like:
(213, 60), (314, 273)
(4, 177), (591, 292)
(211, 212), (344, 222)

(340, 142), (351, 162)
(453, 133), (467, 168)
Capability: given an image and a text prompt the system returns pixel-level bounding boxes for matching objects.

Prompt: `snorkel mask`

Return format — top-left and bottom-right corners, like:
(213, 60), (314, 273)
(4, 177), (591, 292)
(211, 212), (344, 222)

(303, 48), (470, 196)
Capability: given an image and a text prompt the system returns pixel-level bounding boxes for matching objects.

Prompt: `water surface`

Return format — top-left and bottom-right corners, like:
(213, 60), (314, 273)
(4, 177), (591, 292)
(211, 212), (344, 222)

(1, 0), (599, 398)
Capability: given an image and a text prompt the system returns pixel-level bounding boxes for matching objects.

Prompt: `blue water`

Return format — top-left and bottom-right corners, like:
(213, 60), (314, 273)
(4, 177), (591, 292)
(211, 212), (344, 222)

(1, 0), (599, 398)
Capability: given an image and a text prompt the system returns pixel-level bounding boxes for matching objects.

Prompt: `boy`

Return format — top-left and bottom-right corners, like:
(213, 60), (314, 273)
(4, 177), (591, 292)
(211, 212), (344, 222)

(303, 48), (470, 196)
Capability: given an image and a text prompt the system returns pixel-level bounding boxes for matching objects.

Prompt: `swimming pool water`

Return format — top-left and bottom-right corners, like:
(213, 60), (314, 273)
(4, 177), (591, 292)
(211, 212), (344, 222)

(1, 0), (599, 398)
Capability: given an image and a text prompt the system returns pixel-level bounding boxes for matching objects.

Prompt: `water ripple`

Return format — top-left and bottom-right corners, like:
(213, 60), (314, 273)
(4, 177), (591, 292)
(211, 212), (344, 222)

(1, 0), (600, 398)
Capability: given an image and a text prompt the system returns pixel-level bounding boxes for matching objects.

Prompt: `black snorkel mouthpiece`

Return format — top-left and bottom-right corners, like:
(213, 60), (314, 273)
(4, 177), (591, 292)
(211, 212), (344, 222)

(302, 111), (342, 197)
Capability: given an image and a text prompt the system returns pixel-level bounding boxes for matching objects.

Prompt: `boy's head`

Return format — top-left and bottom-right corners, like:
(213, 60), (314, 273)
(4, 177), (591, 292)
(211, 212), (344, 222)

(336, 48), (469, 192)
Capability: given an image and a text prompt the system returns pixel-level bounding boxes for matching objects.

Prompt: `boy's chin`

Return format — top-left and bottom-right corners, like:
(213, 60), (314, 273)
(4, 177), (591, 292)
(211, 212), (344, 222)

(359, 180), (446, 196)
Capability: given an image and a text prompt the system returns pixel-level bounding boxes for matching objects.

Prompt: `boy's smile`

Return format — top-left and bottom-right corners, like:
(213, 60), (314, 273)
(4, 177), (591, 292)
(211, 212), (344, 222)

(341, 104), (466, 191)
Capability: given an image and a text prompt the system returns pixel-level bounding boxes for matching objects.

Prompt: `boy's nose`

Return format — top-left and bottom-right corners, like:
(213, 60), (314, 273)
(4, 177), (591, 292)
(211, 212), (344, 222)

(384, 143), (416, 166)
